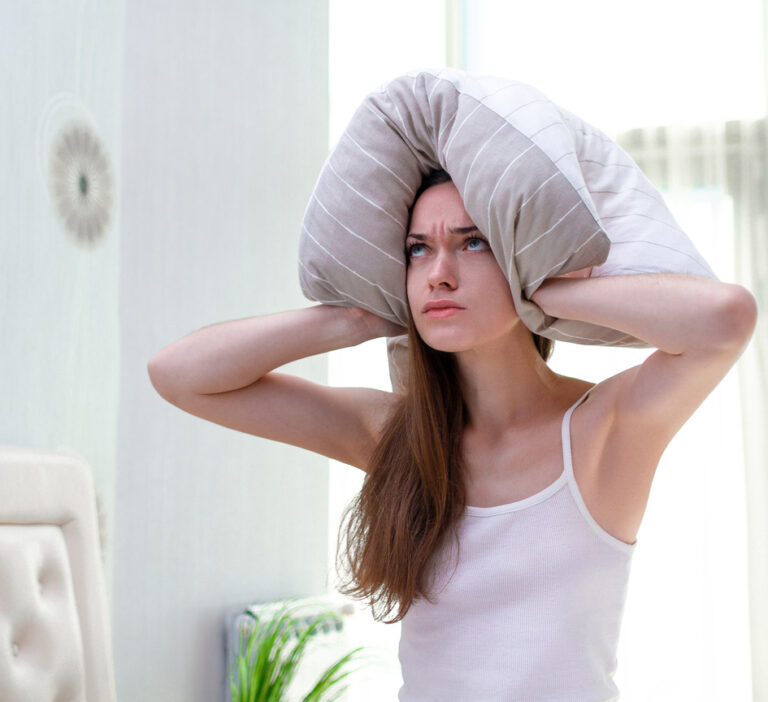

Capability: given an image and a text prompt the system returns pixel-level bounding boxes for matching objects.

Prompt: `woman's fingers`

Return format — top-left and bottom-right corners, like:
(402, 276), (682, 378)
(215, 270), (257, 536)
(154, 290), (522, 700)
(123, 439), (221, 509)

(556, 266), (593, 279)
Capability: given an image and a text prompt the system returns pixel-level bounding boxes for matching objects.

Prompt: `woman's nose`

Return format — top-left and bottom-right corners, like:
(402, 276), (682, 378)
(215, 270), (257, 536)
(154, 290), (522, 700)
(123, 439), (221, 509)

(427, 249), (458, 289)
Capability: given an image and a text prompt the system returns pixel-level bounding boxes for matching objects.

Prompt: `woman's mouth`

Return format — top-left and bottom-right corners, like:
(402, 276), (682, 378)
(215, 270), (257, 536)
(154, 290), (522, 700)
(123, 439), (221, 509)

(425, 307), (462, 318)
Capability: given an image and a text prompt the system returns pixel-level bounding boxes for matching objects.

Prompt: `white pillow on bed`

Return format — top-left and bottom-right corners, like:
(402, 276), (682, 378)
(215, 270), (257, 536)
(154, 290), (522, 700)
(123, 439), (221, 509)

(296, 67), (717, 392)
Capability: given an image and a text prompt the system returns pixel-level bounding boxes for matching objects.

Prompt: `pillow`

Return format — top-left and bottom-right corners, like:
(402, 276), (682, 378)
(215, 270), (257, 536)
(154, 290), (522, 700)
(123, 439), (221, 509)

(298, 68), (611, 330)
(542, 103), (718, 336)
(296, 67), (717, 393)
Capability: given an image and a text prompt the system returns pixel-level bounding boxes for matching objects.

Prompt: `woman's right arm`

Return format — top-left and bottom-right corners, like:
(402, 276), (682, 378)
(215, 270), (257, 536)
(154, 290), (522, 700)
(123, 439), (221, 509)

(147, 304), (407, 471)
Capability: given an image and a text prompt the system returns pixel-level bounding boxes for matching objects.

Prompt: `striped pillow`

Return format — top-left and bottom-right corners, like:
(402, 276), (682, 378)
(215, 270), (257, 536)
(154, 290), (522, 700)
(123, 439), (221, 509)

(297, 68), (716, 392)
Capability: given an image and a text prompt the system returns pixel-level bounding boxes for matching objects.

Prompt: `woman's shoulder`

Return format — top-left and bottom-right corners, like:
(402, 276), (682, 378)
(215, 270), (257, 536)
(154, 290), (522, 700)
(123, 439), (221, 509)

(557, 374), (613, 439)
(365, 388), (405, 438)
(556, 375), (601, 414)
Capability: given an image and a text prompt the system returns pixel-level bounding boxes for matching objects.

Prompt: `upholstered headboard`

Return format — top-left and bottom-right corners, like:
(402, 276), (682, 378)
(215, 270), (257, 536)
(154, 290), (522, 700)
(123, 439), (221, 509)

(0, 446), (116, 702)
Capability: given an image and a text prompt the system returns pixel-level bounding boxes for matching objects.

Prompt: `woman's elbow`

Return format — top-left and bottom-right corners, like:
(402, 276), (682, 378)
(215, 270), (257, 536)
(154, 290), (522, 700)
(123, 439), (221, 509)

(716, 284), (759, 346)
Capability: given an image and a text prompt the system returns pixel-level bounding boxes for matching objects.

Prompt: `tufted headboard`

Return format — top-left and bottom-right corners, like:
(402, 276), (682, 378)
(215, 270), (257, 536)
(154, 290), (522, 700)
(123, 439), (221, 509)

(0, 446), (116, 702)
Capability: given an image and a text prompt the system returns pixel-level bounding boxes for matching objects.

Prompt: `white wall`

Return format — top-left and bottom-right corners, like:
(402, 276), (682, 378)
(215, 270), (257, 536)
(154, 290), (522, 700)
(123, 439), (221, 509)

(2, 1), (331, 700)
(1, 0), (126, 646)
(115, 2), (330, 699)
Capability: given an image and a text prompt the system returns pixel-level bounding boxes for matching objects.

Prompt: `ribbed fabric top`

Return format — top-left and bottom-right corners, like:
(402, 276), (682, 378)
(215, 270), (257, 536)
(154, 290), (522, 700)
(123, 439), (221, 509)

(397, 385), (637, 702)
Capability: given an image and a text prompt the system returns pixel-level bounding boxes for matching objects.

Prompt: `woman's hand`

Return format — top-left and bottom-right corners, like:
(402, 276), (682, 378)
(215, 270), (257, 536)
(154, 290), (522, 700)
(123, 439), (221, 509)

(344, 305), (408, 341)
(554, 266), (593, 280)
(530, 267), (592, 306)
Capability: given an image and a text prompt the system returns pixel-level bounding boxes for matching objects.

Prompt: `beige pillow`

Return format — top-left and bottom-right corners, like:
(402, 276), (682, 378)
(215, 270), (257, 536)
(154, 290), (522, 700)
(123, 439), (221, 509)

(297, 67), (717, 392)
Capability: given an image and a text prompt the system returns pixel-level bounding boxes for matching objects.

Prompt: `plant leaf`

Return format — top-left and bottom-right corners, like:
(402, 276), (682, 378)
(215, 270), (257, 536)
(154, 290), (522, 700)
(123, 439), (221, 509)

(230, 599), (373, 702)
(302, 645), (370, 701)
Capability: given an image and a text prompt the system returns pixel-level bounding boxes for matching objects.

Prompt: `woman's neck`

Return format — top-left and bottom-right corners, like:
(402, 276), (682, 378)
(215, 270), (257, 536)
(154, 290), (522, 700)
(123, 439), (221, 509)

(455, 327), (564, 441)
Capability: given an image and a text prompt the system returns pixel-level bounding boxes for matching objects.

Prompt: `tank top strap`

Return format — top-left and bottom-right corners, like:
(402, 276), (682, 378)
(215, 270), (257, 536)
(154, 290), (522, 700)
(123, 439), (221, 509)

(561, 384), (596, 481)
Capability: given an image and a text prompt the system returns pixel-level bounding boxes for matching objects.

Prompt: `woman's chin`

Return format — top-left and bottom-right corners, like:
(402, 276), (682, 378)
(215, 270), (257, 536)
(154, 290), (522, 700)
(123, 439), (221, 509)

(420, 333), (474, 354)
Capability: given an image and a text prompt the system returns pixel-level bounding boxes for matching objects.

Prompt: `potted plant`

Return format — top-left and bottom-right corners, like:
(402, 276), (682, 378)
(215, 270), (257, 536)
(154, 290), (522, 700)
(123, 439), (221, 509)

(229, 597), (372, 702)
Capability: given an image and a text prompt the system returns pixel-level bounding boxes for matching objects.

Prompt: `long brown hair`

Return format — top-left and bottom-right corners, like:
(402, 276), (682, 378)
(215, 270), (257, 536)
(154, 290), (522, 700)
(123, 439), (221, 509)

(335, 169), (555, 623)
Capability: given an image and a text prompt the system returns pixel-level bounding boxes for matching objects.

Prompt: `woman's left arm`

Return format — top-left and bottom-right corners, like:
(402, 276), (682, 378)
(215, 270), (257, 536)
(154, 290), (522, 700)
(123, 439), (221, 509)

(530, 272), (756, 355)
(530, 272), (758, 454)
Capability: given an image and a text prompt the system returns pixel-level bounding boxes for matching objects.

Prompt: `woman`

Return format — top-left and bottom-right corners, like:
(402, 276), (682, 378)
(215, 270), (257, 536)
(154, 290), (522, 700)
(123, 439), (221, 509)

(147, 169), (757, 700)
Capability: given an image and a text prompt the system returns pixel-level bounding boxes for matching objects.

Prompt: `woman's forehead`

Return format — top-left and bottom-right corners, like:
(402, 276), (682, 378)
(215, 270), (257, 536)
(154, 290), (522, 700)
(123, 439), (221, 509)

(405, 225), (479, 242)
(409, 183), (474, 233)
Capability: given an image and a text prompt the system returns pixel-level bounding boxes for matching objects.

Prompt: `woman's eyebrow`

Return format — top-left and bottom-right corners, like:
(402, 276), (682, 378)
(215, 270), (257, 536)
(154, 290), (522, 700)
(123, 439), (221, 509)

(406, 225), (479, 241)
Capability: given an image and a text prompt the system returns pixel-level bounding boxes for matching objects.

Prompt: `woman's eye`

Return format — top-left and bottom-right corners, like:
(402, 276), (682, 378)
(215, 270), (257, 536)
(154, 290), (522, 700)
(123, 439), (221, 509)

(466, 237), (489, 250)
(407, 238), (487, 258)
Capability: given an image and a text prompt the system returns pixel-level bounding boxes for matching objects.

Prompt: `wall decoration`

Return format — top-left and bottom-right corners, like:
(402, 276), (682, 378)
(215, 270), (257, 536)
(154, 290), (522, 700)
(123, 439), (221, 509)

(48, 119), (114, 248)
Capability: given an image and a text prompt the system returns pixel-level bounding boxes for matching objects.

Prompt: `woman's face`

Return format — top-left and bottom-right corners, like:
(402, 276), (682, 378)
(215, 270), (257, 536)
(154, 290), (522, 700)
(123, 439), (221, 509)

(405, 180), (521, 353)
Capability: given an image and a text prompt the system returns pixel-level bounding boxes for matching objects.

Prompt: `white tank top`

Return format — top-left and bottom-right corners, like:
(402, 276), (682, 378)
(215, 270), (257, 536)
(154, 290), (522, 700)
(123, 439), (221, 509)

(397, 385), (638, 701)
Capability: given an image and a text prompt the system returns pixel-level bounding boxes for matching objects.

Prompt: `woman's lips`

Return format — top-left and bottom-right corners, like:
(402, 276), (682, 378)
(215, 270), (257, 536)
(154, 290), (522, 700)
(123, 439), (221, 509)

(425, 307), (463, 318)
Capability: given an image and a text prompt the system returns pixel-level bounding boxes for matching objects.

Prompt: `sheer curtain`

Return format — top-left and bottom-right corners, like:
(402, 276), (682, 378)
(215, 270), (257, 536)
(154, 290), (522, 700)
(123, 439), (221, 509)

(460, 2), (767, 700)
(729, 116), (768, 702)
(611, 119), (768, 702)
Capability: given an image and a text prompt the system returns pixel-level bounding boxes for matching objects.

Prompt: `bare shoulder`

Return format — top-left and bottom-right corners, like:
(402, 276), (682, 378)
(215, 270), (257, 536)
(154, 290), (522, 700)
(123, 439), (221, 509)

(569, 317), (755, 544)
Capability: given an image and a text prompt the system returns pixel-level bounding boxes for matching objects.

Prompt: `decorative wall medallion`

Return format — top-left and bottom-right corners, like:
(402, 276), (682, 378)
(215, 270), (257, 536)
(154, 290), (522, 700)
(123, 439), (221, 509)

(48, 120), (114, 248)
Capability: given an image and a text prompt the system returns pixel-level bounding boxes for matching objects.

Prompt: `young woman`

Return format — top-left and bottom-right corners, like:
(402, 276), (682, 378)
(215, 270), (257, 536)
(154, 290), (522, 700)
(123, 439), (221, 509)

(147, 169), (757, 700)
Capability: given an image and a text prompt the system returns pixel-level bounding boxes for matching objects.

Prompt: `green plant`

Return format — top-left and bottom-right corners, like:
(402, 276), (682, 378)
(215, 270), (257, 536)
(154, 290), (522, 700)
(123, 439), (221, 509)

(229, 598), (371, 702)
